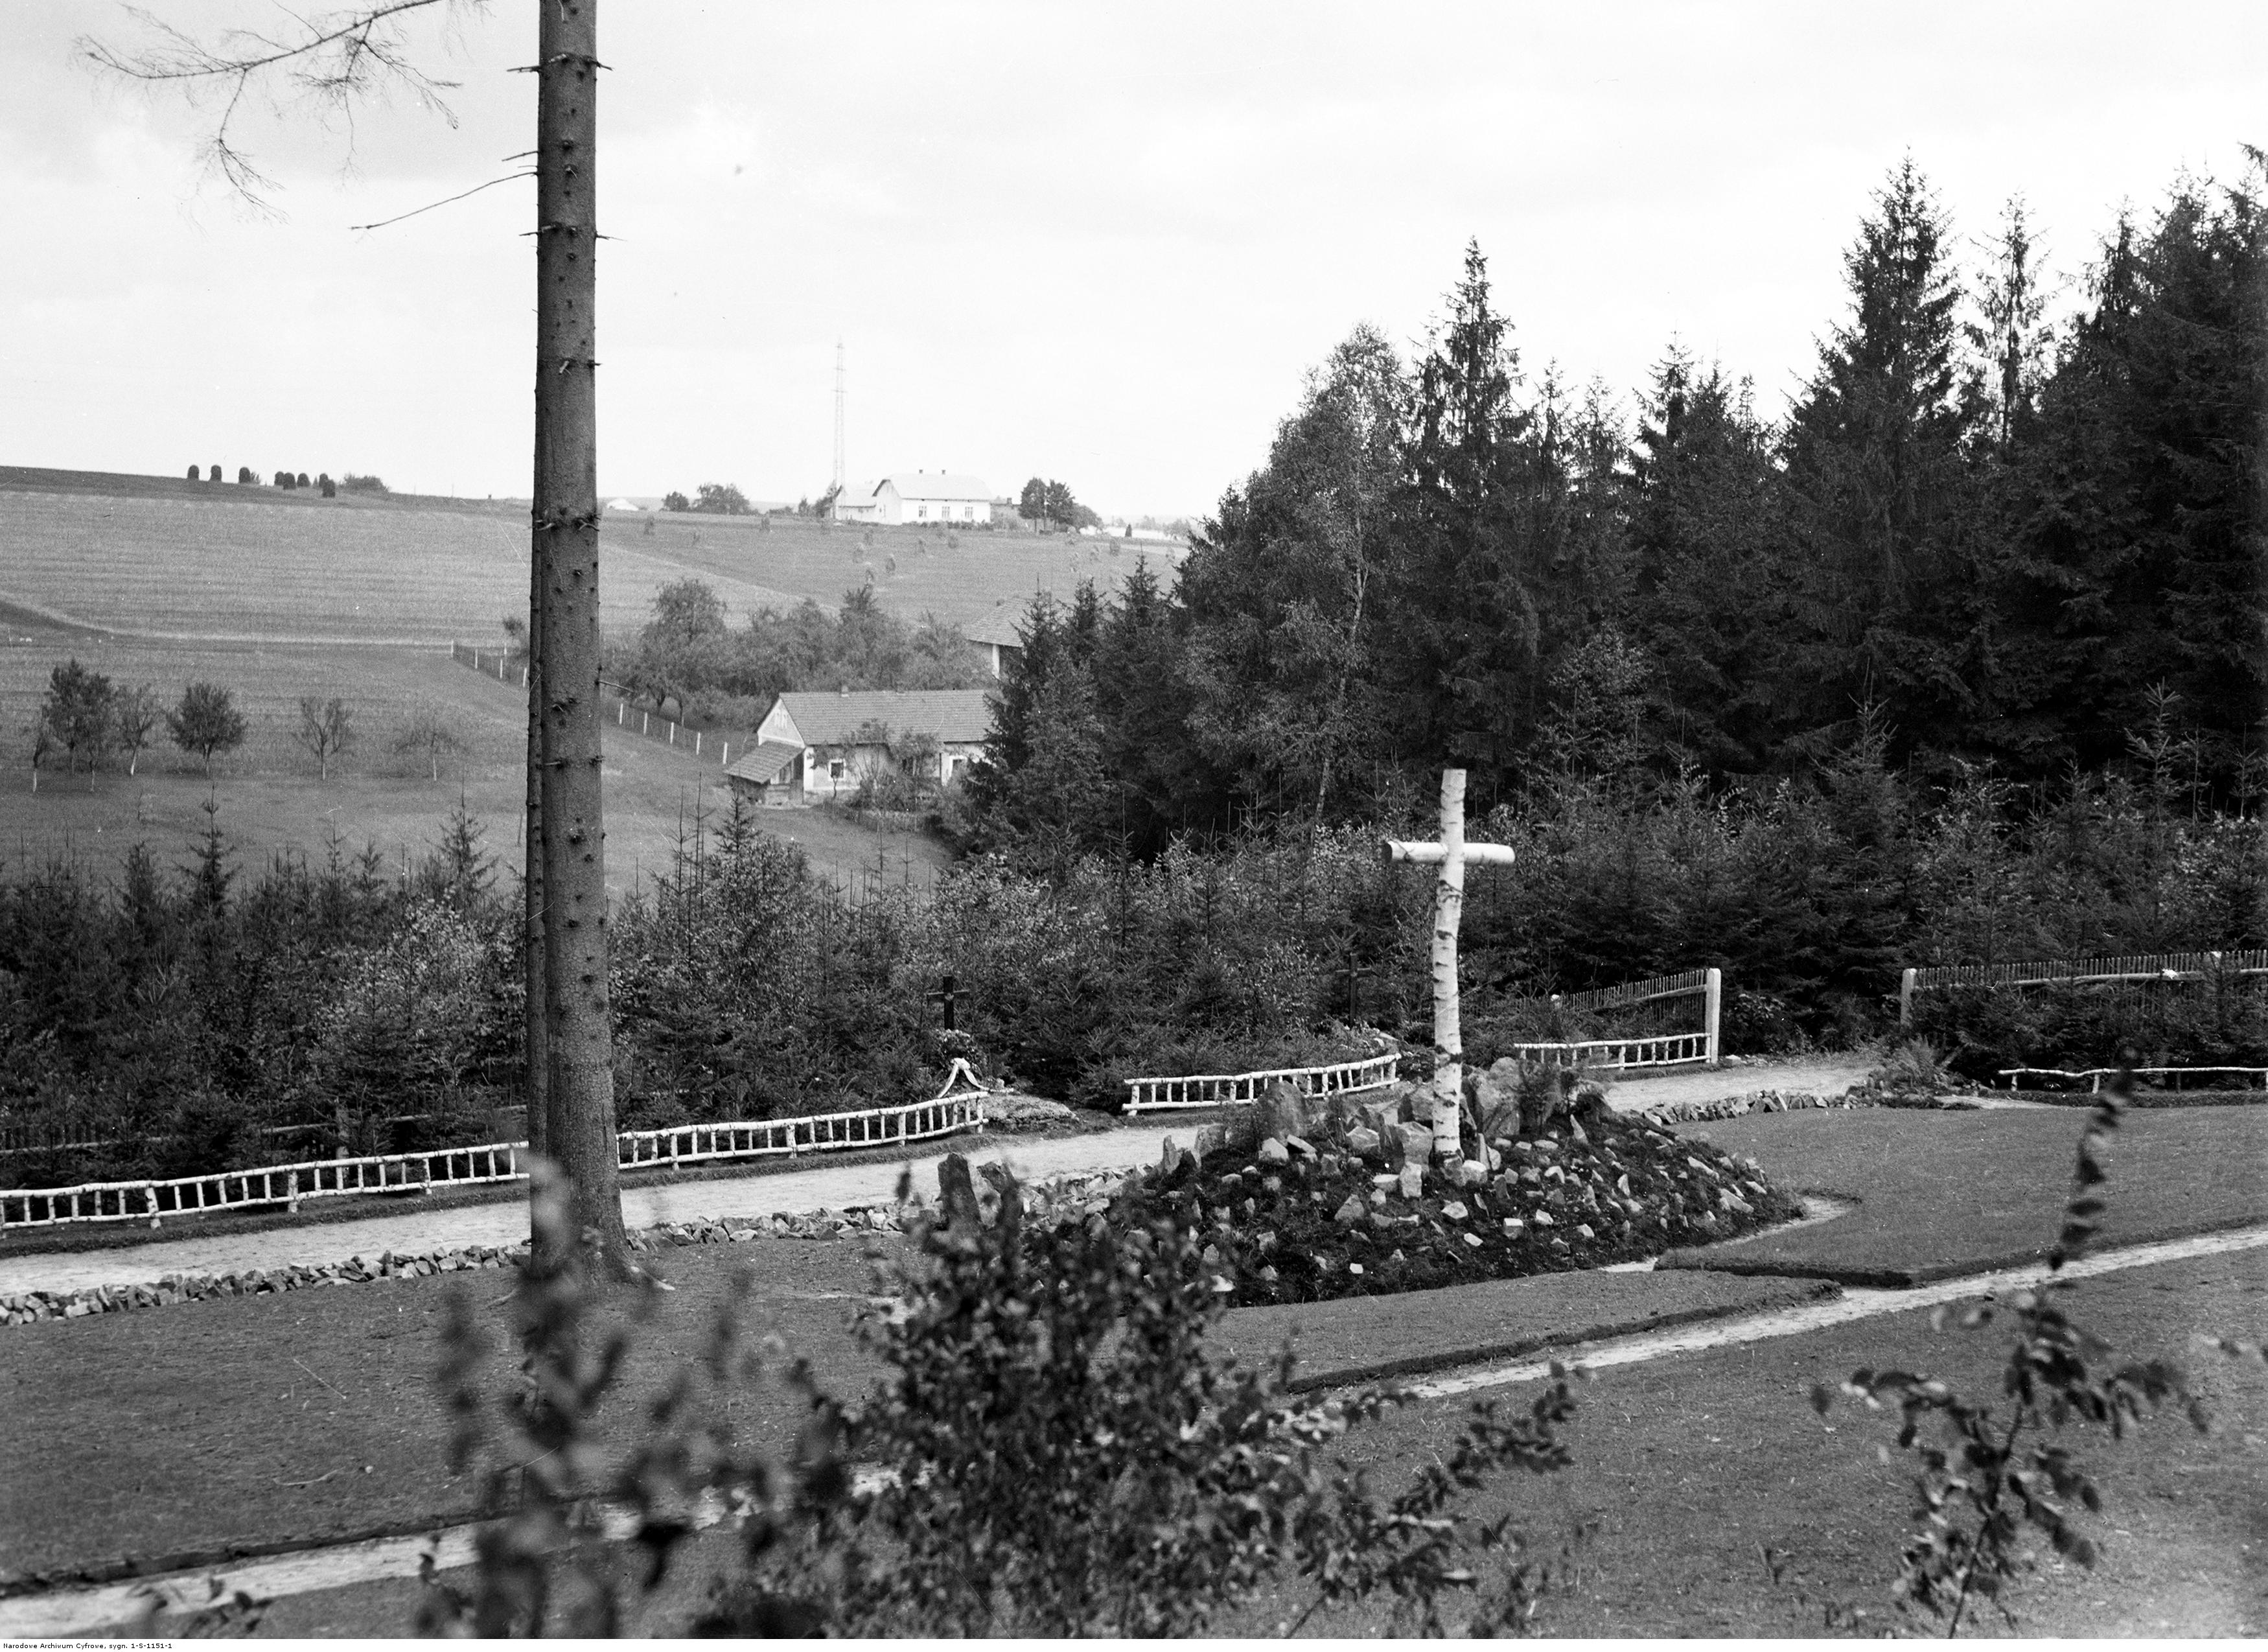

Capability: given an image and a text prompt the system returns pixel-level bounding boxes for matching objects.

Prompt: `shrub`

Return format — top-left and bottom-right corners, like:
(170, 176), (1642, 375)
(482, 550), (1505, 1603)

(341, 473), (388, 494)
(185, 463), (200, 481)
(236, 466), (254, 484)
(208, 464), (222, 482)
(295, 472), (310, 488)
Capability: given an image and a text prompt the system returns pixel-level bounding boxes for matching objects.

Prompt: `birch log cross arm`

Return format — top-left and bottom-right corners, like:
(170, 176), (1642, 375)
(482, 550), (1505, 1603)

(1384, 769), (1516, 1161)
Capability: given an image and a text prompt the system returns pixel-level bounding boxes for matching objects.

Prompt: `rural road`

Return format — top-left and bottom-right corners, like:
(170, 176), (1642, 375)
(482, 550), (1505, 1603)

(0, 1055), (1875, 1299)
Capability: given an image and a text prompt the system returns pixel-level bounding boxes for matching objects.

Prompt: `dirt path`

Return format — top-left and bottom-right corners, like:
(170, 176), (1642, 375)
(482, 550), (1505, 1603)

(1600, 1053), (1875, 1111)
(0, 1126), (1192, 1299)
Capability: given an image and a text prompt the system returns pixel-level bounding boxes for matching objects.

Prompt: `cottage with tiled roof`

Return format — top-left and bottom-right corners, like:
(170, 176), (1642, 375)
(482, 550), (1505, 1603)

(727, 688), (994, 803)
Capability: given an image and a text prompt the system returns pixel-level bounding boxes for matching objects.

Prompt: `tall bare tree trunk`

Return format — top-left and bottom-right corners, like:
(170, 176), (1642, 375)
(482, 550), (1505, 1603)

(533, 0), (623, 1264)
(524, 541), (550, 1160)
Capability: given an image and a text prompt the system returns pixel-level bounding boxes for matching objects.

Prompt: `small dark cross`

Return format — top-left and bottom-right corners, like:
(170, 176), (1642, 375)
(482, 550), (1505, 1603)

(926, 974), (960, 1033)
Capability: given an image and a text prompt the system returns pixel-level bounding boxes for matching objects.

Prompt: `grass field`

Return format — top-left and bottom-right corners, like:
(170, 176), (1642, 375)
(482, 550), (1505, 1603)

(0, 468), (1186, 651)
(7, 1104), (2265, 1635)
(605, 510), (1186, 642)
(0, 622), (944, 893)
(0, 487), (802, 646)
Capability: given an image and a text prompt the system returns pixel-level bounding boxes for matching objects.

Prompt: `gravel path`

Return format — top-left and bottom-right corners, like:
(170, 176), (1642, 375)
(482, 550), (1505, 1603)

(0, 1056), (1877, 1299)
(1599, 1053), (1875, 1111)
(0, 1126), (1194, 1298)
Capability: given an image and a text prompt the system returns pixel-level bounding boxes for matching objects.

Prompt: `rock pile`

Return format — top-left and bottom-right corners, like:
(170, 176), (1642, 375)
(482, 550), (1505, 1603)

(1102, 1075), (1804, 1307)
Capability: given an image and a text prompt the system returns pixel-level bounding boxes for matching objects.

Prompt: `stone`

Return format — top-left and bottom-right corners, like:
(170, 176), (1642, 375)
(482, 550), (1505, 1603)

(1345, 1126), (1382, 1159)
(1485, 1146), (1503, 1171)
(1371, 1172), (1399, 1189)
(1441, 1200), (1469, 1220)
(1390, 1121), (1433, 1170)
(1360, 1100), (1400, 1139)
(1285, 1135), (1315, 1159)
(1256, 1137), (1290, 1166)
(1456, 1158), (1488, 1188)
(1576, 1222), (1595, 1239)
(1397, 1163), (1426, 1200)
(1258, 1077), (1310, 1143)
(1462, 1232), (1483, 1248)
(1532, 1209), (1555, 1227)
(1502, 1217), (1526, 1235)
(1193, 1123), (1229, 1159)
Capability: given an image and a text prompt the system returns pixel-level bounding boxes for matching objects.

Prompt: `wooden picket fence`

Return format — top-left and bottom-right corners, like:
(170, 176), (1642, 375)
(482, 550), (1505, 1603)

(0, 1093), (988, 1233)
(451, 642), (746, 771)
(1900, 949), (2268, 1024)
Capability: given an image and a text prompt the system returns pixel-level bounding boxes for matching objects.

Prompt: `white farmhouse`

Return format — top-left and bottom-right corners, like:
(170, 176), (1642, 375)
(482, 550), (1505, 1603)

(725, 688), (993, 803)
(831, 471), (993, 527)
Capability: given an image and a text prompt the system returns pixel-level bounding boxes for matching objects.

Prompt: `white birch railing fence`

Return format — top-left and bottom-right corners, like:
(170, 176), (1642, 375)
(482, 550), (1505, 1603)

(1520, 967), (1722, 1072)
(1123, 1054), (1402, 1115)
(0, 1093), (987, 1233)
(1503, 1029), (1716, 1070)
(1122, 966), (1725, 1112)
(452, 642), (746, 772)
(1899, 949), (2268, 1025)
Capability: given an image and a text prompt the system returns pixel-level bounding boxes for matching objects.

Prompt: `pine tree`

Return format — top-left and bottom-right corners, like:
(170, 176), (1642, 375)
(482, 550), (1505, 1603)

(1779, 158), (1986, 763)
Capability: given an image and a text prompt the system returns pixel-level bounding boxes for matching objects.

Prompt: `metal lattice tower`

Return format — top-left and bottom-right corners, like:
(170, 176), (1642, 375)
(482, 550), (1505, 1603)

(832, 340), (846, 495)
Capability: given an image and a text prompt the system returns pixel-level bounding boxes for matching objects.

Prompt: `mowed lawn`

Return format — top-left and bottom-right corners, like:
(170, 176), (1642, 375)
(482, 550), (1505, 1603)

(0, 631), (944, 893)
(0, 486), (800, 646)
(8, 1105), (2266, 1635)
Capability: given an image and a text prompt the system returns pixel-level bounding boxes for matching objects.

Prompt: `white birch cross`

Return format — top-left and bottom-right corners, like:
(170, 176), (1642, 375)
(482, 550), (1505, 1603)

(1385, 769), (1516, 1160)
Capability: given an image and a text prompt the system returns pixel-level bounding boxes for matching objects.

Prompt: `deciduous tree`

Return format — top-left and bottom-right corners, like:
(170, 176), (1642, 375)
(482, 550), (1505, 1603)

(40, 658), (115, 776)
(114, 682), (161, 776)
(166, 681), (246, 776)
(295, 695), (356, 780)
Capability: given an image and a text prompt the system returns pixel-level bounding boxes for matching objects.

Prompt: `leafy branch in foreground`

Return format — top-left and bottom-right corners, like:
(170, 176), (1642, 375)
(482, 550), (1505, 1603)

(421, 1154), (1586, 1636)
(1812, 1067), (2208, 1634)
(700, 1155), (1584, 1637)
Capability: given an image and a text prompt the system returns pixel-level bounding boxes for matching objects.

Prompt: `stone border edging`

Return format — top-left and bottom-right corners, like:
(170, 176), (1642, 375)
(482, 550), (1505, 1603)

(0, 1170), (1139, 1328)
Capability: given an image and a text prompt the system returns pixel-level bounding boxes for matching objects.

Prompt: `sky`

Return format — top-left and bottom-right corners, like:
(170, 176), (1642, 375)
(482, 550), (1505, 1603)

(3, 2), (2262, 521)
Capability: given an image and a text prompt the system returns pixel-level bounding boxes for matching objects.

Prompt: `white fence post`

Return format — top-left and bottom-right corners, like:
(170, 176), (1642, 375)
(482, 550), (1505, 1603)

(1704, 968), (1722, 1066)
(1900, 968), (1917, 1027)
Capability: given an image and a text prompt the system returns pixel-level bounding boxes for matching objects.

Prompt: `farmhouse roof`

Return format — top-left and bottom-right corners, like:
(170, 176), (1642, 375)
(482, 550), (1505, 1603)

(773, 688), (992, 747)
(724, 740), (804, 785)
(881, 472), (991, 503)
(836, 479), (879, 506)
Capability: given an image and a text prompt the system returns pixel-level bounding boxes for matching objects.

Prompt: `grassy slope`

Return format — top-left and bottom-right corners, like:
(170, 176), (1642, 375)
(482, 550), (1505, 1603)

(0, 626), (943, 893)
(0, 487), (798, 646)
(607, 512), (1185, 639)
(0, 474), (1185, 653)
(1661, 1106), (2268, 1283)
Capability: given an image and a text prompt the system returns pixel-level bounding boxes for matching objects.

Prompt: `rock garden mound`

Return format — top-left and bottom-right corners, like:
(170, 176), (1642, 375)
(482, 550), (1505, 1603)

(1091, 1067), (1805, 1309)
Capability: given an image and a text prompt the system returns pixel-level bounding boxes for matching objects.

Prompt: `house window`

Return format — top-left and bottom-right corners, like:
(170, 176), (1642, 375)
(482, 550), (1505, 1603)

(828, 757), (845, 781)
(917, 504), (928, 520)
(964, 505), (975, 519)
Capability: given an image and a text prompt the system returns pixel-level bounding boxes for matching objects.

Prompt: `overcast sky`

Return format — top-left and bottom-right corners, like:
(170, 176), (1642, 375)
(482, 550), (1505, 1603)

(3, 2), (2261, 519)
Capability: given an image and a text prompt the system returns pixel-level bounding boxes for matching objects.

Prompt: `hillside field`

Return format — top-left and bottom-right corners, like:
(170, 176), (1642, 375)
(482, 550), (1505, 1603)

(0, 469), (1186, 649)
(0, 626), (943, 895)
